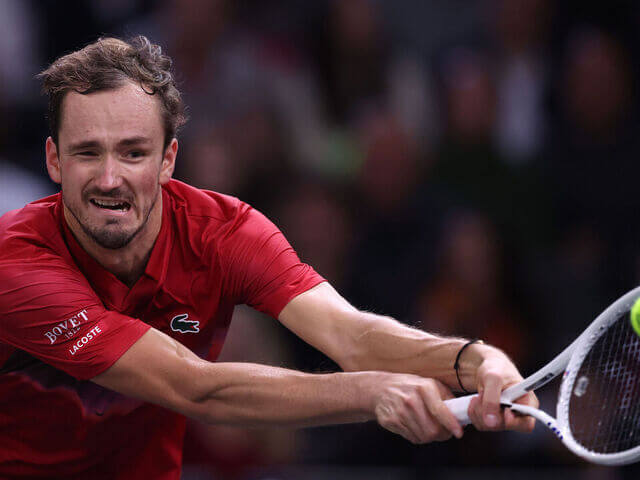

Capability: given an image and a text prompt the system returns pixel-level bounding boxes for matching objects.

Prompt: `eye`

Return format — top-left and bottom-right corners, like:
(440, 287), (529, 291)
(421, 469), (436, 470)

(126, 150), (146, 159)
(76, 151), (98, 158)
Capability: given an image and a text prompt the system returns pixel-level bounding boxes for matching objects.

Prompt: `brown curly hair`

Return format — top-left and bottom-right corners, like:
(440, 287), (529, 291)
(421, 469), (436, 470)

(38, 35), (187, 148)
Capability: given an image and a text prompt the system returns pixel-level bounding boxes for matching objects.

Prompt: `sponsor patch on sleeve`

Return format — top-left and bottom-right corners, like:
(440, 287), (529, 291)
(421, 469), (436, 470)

(43, 309), (91, 344)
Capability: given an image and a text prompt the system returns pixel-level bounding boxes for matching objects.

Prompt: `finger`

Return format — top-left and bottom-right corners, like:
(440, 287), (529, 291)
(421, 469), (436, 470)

(503, 406), (536, 433)
(423, 387), (463, 439)
(416, 409), (453, 443)
(467, 394), (486, 430)
(412, 404), (452, 443)
(429, 414), (455, 442)
(505, 392), (538, 432)
(381, 417), (420, 444)
(430, 402), (462, 440)
(402, 397), (437, 443)
(401, 390), (453, 443)
(479, 371), (505, 430)
(398, 417), (424, 444)
(408, 395), (446, 442)
(423, 405), (456, 441)
(518, 391), (540, 409)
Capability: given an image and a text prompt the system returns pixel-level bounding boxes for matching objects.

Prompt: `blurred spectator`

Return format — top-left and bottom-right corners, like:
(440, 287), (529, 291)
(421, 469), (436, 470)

(440, 48), (497, 144)
(312, 0), (390, 125)
(529, 225), (610, 355)
(562, 28), (633, 140)
(432, 47), (548, 249)
(310, 0), (437, 158)
(546, 27), (640, 293)
(179, 123), (239, 197)
(411, 211), (542, 466)
(0, 0), (46, 172)
(487, 0), (553, 163)
(413, 211), (527, 363)
(432, 49), (512, 228)
(356, 112), (424, 215)
(0, 0), (41, 106)
(180, 104), (294, 212)
(272, 179), (353, 374)
(276, 181), (352, 288)
(344, 111), (445, 320)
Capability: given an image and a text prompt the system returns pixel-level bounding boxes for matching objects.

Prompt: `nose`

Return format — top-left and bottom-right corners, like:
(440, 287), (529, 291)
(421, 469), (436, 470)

(94, 154), (123, 191)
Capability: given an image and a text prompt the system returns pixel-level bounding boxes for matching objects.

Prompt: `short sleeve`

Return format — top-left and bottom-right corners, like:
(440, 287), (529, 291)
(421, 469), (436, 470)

(218, 205), (325, 317)
(0, 251), (150, 380)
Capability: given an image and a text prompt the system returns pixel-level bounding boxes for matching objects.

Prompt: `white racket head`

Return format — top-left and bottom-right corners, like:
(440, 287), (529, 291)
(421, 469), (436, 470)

(556, 286), (640, 465)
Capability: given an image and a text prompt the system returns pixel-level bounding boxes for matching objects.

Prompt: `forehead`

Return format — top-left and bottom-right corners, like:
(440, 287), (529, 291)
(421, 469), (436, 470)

(58, 81), (164, 145)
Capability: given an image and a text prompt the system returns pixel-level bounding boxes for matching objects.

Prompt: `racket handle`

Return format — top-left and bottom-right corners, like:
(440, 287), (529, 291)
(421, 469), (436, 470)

(444, 394), (477, 426)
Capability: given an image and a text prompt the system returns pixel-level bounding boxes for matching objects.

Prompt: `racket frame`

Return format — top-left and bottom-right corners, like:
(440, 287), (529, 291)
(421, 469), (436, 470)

(556, 286), (640, 465)
(444, 285), (640, 466)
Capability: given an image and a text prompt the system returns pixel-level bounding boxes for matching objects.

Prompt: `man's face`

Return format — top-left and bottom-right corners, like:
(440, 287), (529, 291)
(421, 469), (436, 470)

(46, 81), (176, 250)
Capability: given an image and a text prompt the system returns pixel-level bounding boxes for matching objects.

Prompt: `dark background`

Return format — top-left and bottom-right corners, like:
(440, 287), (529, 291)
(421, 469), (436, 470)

(1, 1), (639, 478)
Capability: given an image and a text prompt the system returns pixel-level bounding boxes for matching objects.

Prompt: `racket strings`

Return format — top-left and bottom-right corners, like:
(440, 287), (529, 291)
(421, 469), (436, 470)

(568, 313), (640, 454)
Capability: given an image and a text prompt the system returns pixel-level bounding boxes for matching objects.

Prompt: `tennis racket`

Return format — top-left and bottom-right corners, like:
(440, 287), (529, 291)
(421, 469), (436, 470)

(444, 286), (640, 465)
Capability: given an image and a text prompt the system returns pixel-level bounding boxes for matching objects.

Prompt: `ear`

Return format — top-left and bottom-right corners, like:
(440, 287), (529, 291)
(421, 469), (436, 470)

(45, 137), (62, 184)
(159, 138), (178, 185)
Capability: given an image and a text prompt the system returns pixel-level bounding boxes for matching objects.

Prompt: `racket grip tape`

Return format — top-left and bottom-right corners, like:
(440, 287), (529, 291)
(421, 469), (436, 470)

(444, 394), (477, 426)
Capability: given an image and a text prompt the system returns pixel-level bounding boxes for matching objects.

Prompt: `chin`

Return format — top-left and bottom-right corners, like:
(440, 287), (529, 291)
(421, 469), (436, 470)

(91, 229), (137, 250)
(81, 218), (141, 249)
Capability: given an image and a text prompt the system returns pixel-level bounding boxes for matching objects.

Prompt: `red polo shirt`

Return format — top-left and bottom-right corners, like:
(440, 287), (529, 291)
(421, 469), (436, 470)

(0, 179), (324, 479)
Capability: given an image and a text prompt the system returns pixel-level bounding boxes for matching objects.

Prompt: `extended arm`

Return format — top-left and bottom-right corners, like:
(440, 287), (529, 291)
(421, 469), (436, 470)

(278, 282), (538, 431)
(93, 327), (464, 443)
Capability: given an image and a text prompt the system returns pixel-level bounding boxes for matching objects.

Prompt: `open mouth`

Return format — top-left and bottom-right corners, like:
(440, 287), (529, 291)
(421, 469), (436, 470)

(90, 199), (131, 212)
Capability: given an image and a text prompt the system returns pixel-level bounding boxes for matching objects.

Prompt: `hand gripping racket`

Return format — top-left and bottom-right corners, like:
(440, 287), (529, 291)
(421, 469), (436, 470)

(444, 286), (640, 465)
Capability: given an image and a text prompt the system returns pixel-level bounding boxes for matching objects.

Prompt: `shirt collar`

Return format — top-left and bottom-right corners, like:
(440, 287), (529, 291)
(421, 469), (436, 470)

(57, 189), (173, 308)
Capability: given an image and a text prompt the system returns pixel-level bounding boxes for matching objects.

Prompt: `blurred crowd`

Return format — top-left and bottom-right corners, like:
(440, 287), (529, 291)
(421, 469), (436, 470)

(2, 0), (640, 478)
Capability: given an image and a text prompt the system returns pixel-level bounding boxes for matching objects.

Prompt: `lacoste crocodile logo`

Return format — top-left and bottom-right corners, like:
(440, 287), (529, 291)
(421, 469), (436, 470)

(170, 313), (200, 334)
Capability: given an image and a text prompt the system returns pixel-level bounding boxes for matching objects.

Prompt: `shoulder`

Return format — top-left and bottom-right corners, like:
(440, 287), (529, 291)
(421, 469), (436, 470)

(0, 193), (67, 262)
(162, 180), (285, 267)
(162, 179), (260, 241)
(163, 179), (247, 221)
(0, 194), (84, 305)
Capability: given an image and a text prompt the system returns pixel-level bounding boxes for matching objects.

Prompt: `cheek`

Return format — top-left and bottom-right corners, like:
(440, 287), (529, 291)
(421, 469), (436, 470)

(133, 164), (163, 200)
(60, 165), (87, 196)
(142, 178), (160, 200)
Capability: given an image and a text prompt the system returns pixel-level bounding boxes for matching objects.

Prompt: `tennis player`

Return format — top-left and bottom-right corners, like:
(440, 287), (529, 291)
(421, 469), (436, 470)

(0, 36), (537, 479)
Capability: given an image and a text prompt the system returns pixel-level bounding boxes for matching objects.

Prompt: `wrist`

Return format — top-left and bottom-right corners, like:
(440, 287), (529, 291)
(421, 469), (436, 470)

(454, 340), (483, 393)
(456, 341), (497, 393)
(341, 371), (386, 421)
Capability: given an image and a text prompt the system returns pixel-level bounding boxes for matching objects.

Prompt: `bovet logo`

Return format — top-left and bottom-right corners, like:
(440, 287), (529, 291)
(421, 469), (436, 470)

(44, 309), (90, 344)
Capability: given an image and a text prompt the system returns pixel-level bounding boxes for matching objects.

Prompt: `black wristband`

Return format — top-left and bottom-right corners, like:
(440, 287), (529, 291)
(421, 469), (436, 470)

(454, 339), (484, 394)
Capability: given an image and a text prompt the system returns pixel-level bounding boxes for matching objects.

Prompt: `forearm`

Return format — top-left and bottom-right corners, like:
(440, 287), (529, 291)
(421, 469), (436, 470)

(278, 283), (534, 433)
(278, 283), (504, 392)
(94, 329), (375, 428)
(190, 362), (375, 427)
(95, 328), (467, 443)
(341, 311), (504, 391)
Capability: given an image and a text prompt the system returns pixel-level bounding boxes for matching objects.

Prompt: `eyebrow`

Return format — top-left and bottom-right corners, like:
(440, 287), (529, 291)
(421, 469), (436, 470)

(118, 136), (153, 147)
(66, 137), (153, 152)
(66, 140), (101, 152)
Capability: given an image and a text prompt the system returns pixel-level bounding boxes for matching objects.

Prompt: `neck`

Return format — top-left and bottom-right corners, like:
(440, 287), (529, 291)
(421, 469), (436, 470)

(63, 195), (163, 288)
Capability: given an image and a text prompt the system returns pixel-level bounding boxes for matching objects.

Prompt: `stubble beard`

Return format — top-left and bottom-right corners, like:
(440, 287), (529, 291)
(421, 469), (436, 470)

(64, 191), (159, 250)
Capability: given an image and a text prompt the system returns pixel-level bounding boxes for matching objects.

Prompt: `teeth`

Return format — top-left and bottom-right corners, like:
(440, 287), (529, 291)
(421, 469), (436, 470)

(91, 199), (130, 210)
